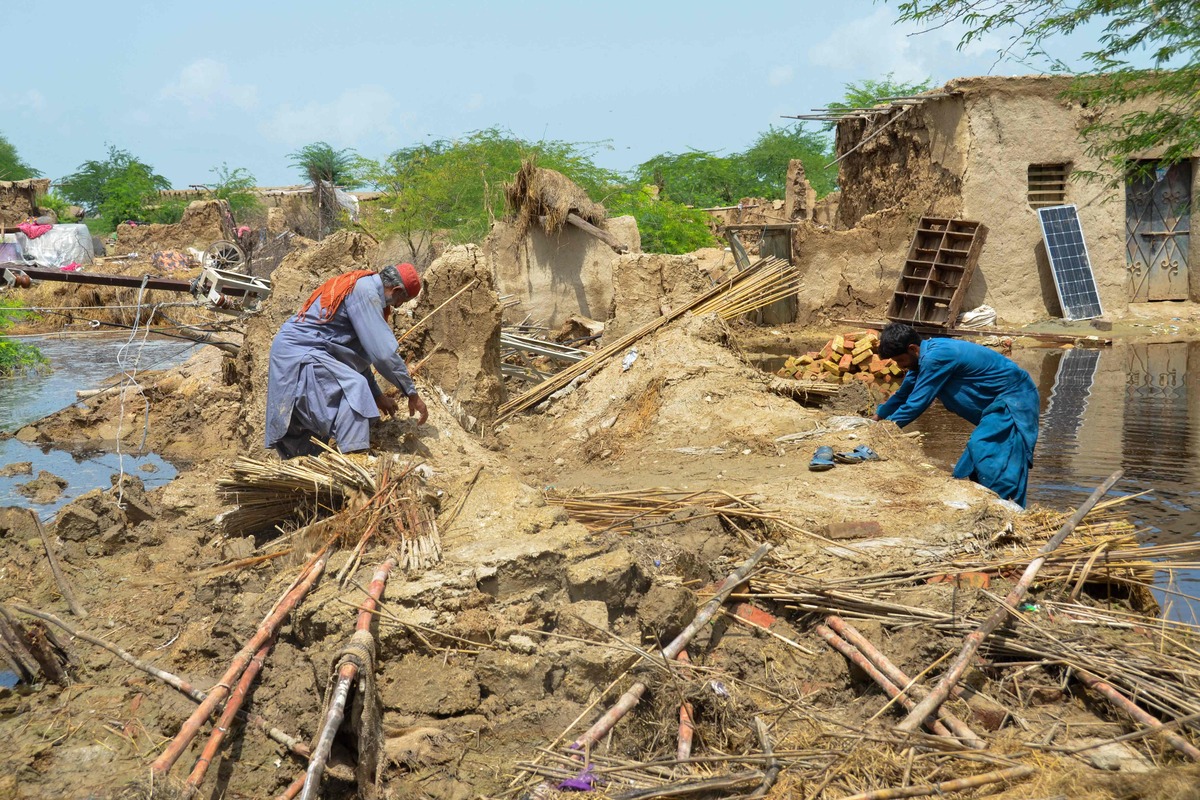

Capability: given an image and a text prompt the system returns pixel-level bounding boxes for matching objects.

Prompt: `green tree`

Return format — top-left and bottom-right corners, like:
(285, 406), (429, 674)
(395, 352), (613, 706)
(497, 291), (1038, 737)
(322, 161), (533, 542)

(891, 1), (1200, 182)
(633, 151), (749, 208)
(743, 125), (838, 198)
(288, 142), (360, 187)
(207, 163), (262, 220)
(607, 186), (717, 254)
(825, 74), (934, 123)
(0, 133), (39, 181)
(0, 299), (47, 377)
(58, 146), (172, 232)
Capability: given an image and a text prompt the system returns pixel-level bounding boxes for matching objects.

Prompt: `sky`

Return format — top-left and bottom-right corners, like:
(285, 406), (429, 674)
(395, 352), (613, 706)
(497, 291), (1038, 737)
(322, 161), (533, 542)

(3, 1), (1124, 190)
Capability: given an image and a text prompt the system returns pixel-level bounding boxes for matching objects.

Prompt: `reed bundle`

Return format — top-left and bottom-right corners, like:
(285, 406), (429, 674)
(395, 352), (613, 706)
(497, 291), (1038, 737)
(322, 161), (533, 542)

(216, 448), (440, 569)
(545, 488), (767, 534)
(497, 257), (799, 422)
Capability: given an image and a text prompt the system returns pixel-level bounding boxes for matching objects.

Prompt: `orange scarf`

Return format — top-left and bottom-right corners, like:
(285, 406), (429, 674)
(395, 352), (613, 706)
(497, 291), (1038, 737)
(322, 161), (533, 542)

(297, 270), (382, 323)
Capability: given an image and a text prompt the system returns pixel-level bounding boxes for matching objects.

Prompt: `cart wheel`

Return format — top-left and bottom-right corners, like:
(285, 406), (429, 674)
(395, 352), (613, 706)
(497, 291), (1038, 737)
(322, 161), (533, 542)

(203, 240), (247, 273)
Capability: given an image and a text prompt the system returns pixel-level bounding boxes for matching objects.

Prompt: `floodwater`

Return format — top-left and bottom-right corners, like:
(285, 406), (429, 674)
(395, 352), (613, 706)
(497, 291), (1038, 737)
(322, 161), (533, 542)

(910, 340), (1200, 620)
(0, 333), (196, 520)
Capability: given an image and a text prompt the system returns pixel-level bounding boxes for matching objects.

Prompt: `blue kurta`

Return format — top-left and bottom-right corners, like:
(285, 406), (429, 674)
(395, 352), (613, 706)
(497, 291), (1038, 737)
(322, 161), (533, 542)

(266, 274), (416, 457)
(876, 338), (1039, 506)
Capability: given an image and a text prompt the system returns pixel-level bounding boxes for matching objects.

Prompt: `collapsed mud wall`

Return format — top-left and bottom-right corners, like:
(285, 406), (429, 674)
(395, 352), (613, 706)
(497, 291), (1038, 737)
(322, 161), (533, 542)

(605, 253), (713, 341)
(406, 245), (504, 429)
(111, 200), (230, 256)
(0, 179), (49, 226)
(486, 216), (640, 327)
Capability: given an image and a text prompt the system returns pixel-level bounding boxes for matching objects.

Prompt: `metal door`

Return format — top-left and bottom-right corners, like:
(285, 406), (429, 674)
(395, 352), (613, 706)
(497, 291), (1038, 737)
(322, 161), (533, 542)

(1126, 160), (1191, 301)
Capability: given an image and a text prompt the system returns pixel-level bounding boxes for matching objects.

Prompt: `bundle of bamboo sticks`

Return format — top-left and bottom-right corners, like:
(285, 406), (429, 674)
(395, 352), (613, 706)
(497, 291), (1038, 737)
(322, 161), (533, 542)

(497, 257), (799, 422)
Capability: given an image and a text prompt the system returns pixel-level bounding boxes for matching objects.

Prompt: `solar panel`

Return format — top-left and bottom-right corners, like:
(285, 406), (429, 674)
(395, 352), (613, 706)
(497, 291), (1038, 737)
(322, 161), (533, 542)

(1041, 347), (1101, 442)
(1037, 205), (1103, 320)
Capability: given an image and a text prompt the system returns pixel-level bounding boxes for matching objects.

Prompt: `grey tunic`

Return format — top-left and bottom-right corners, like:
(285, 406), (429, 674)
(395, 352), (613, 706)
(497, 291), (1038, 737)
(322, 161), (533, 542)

(265, 274), (415, 455)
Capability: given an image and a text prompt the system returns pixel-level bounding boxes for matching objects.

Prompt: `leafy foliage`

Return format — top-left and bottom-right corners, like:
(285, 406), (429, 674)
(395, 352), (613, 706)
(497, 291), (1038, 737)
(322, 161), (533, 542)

(0, 299), (47, 377)
(0, 133), (39, 181)
(57, 146), (172, 232)
(633, 124), (836, 206)
(35, 192), (74, 220)
(607, 186), (717, 254)
(825, 74), (934, 122)
(892, 1), (1200, 182)
(288, 142), (360, 187)
(207, 163), (262, 220)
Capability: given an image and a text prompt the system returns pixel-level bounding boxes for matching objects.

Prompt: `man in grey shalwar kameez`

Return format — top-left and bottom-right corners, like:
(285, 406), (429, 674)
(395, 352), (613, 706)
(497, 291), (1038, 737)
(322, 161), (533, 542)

(265, 264), (428, 458)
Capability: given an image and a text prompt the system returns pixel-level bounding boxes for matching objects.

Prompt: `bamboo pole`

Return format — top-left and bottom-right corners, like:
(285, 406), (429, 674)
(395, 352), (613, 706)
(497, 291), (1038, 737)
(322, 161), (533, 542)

(838, 764), (1034, 800)
(748, 717), (779, 799)
(181, 640), (276, 797)
(30, 510), (86, 618)
(9, 603), (308, 756)
(815, 623), (954, 739)
(676, 650), (695, 767)
(298, 556), (397, 800)
(152, 550), (329, 779)
(1076, 669), (1200, 761)
(825, 616), (983, 748)
(898, 470), (1122, 733)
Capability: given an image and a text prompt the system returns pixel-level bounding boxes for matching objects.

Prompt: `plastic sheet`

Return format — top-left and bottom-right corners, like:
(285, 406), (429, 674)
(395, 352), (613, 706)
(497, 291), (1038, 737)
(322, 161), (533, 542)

(16, 224), (95, 268)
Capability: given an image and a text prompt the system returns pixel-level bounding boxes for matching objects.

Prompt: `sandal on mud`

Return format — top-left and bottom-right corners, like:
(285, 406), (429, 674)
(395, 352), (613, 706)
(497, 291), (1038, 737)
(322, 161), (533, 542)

(833, 445), (882, 464)
(809, 446), (836, 472)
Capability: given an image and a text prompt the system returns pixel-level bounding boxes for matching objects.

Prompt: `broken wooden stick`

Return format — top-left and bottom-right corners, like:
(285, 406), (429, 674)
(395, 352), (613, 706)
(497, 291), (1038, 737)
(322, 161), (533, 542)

(299, 555), (397, 800)
(182, 639), (277, 798)
(748, 717), (780, 799)
(815, 623), (954, 739)
(676, 650), (695, 767)
(396, 277), (480, 345)
(1076, 668), (1200, 761)
(0, 605), (69, 685)
(0, 606), (39, 683)
(565, 212), (629, 253)
(30, 510), (86, 618)
(572, 543), (773, 750)
(897, 470), (1122, 733)
(838, 764), (1034, 800)
(825, 615), (983, 748)
(8, 603), (307, 757)
(152, 549), (329, 779)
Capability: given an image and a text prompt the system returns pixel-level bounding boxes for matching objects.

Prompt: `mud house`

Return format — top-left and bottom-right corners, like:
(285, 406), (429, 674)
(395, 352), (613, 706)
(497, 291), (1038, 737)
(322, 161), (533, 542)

(794, 75), (1198, 325)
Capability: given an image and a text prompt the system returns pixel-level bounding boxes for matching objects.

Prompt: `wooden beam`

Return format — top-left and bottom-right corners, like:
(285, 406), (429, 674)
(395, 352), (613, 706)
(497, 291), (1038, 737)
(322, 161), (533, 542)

(562, 213), (629, 253)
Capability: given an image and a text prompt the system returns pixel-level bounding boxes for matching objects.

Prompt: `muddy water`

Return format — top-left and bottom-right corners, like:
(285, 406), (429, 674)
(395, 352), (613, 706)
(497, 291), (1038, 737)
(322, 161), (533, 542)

(0, 333), (200, 432)
(911, 340), (1200, 618)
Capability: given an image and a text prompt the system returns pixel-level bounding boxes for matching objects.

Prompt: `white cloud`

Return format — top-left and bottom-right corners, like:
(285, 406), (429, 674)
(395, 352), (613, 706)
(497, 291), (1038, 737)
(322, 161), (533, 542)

(808, 7), (1012, 85)
(464, 92), (485, 111)
(161, 59), (258, 117)
(767, 65), (795, 87)
(259, 86), (402, 147)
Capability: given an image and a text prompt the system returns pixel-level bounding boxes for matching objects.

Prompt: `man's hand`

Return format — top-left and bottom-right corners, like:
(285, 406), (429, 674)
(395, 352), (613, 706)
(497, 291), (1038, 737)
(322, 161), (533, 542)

(870, 413), (881, 422)
(408, 393), (429, 425)
(376, 394), (399, 419)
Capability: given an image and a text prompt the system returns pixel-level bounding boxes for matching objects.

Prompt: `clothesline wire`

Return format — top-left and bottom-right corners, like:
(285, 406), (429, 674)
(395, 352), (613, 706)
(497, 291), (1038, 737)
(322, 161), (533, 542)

(113, 276), (155, 511)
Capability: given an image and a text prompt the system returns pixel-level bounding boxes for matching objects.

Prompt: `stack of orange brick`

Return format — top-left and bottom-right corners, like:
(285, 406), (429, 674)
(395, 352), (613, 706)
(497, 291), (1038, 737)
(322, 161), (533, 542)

(775, 330), (903, 394)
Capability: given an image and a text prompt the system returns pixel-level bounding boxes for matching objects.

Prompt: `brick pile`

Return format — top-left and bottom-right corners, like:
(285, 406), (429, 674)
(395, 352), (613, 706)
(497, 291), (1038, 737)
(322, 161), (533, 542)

(775, 330), (903, 395)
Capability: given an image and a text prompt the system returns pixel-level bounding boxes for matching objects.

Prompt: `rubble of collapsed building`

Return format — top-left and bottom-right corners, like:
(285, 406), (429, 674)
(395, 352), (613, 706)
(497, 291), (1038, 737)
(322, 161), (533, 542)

(2, 109), (1200, 800)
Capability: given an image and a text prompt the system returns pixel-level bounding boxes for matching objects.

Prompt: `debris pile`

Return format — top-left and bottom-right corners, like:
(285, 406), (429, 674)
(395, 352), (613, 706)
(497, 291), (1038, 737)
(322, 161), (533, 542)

(776, 329), (902, 394)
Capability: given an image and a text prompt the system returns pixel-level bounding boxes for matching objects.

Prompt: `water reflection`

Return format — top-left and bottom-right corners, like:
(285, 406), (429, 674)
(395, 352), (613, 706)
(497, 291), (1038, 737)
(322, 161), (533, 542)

(912, 340), (1200, 618)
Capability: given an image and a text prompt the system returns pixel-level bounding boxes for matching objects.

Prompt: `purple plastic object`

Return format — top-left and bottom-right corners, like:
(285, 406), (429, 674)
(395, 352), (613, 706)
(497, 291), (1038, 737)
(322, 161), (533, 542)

(557, 765), (598, 792)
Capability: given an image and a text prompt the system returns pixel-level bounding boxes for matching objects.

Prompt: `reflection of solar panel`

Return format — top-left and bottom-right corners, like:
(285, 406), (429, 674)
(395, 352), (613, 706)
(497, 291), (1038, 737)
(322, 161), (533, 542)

(1041, 348), (1101, 442)
(1038, 205), (1103, 320)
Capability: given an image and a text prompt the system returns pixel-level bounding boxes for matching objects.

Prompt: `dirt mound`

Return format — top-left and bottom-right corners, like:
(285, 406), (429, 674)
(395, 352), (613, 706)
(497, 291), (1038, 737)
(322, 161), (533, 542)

(109, 199), (231, 257)
(404, 244), (504, 430)
(235, 230), (378, 448)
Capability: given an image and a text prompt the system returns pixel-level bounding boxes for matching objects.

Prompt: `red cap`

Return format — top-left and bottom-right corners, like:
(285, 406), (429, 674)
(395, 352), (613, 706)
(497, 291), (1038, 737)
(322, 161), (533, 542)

(396, 262), (421, 300)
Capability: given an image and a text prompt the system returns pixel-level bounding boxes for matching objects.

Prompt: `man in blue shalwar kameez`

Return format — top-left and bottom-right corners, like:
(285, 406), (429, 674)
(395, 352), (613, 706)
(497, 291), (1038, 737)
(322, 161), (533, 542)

(873, 323), (1039, 506)
(266, 263), (428, 459)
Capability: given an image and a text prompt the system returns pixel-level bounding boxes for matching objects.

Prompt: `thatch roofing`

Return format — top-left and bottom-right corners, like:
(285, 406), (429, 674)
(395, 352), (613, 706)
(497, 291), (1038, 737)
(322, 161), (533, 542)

(505, 160), (606, 237)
